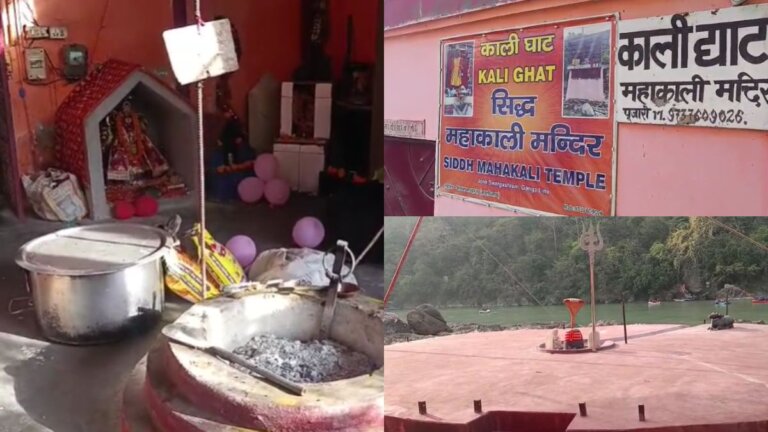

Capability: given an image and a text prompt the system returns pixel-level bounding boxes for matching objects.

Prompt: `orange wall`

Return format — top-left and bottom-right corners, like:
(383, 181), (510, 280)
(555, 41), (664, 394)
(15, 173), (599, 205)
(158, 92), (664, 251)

(3, 0), (378, 177)
(327, 0), (379, 76)
(194, 0), (379, 118)
(191, 0), (302, 118)
(2, 0), (175, 175)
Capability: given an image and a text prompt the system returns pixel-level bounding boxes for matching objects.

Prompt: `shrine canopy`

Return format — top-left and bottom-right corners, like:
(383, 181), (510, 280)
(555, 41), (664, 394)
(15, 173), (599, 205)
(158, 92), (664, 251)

(54, 59), (196, 220)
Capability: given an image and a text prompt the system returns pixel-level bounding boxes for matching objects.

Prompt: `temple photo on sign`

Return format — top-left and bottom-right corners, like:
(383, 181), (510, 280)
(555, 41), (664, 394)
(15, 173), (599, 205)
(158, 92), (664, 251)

(443, 42), (475, 117)
(562, 22), (611, 118)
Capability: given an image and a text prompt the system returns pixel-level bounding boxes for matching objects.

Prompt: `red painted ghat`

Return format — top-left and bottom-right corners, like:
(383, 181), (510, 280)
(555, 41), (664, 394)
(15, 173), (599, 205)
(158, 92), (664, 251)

(385, 411), (576, 432)
(385, 324), (768, 432)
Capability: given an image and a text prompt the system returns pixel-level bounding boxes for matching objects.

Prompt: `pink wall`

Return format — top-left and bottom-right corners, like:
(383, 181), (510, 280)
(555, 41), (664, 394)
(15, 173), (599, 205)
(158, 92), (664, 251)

(616, 124), (768, 216)
(384, 0), (768, 216)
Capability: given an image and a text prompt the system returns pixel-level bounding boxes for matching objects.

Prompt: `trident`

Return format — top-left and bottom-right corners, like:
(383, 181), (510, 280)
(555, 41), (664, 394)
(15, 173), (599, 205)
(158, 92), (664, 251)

(579, 221), (604, 352)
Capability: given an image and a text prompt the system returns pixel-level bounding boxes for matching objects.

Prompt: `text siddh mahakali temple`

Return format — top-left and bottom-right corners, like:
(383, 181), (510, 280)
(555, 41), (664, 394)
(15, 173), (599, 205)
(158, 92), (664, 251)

(384, 0), (768, 217)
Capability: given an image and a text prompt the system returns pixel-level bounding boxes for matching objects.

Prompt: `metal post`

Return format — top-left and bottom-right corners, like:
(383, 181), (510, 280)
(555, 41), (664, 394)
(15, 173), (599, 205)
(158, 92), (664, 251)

(589, 255), (597, 351)
(622, 299), (627, 344)
(418, 401), (427, 415)
(579, 402), (587, 417)
(725, 292), (729, 316)
(579, 222), (603, 353)
(474, 400), (482, 413)
(638, 404), (646, 422)
(384, 217), (424, 306)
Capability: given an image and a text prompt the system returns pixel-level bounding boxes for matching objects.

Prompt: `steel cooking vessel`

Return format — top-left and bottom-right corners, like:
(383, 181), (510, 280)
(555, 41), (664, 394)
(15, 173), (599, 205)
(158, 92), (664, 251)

(15, 223), (169, 345)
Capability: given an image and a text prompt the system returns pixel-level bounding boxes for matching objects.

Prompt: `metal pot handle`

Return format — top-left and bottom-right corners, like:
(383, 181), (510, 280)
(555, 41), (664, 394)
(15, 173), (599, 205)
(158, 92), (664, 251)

(8, 296), (34, 316)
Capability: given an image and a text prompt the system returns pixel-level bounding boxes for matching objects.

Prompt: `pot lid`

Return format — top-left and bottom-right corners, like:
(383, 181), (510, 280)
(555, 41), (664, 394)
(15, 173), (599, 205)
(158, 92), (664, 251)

(16, 223), (170, 276)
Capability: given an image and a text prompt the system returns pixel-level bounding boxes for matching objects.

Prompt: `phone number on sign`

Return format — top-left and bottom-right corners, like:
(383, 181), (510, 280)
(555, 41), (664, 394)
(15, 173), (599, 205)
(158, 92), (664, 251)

(666, 108), (746, 126)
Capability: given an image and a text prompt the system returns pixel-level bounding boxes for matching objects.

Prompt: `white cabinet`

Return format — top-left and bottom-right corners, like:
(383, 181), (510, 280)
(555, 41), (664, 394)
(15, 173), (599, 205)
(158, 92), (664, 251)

(273, 143), (300, 190)
(273, 143), (325, 194)
(299, 145), (324, 194)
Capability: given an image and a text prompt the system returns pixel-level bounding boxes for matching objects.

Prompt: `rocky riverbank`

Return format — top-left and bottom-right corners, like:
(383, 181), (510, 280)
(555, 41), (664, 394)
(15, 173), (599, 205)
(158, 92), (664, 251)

(383, 310), (624, 345)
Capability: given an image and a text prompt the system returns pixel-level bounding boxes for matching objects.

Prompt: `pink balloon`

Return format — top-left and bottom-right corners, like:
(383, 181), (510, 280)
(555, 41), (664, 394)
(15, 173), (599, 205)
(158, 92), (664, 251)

(237, 177), (264, 203)
(225, 235), (258, 268)
(292, 217), (325, 248)
(254, 153), (278, 181)
(264, 178), (290, 206)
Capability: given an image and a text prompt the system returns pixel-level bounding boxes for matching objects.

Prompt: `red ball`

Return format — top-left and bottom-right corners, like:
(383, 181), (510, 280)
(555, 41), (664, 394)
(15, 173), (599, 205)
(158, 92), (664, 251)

(134, 196), (159, 217)
(113, 201), (135, 220)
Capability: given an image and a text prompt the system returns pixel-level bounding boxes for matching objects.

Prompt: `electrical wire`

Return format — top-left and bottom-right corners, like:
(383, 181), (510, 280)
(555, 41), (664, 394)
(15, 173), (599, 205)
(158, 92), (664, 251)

(357, 226), (383, 263)
(91, 0), (112, 62)
(706, 217), (768, 254)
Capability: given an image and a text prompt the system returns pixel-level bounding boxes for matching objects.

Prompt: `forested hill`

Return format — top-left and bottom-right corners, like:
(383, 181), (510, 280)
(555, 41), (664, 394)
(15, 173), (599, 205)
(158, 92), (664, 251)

(385, 217), (768, 309)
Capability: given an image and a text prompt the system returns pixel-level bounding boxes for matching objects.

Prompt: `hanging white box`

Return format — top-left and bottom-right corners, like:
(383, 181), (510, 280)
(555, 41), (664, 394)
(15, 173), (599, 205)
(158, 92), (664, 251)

(162, 19), (239, 85)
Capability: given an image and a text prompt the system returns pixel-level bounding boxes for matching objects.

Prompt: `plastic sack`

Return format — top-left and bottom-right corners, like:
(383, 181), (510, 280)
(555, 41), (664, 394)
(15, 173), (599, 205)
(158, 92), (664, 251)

(247, 248), (357, 288)
(164, 247), (221, 303)
(22, 169), (87, 221)
(189, 224), (246, 288)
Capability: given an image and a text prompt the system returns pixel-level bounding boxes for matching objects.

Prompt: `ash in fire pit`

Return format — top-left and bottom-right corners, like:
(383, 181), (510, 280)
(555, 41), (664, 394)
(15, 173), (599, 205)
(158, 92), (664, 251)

(233, 335), (373, 383)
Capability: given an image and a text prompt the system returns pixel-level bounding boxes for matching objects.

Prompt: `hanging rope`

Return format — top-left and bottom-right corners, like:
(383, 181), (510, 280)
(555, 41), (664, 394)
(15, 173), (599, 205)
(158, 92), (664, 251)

(195, 0), (207, 299)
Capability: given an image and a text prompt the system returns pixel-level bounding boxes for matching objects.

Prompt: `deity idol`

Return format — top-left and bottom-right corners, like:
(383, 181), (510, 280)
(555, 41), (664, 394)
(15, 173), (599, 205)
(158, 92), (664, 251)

(107, 98), (169, 183)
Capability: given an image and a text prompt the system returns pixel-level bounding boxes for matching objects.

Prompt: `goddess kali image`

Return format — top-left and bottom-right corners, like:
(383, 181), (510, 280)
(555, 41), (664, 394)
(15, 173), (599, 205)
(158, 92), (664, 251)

(105, 98), (170, 182)
(447, 45), (471, 90)
(99, 95), (186, 203)
(444, 42), (474, 117)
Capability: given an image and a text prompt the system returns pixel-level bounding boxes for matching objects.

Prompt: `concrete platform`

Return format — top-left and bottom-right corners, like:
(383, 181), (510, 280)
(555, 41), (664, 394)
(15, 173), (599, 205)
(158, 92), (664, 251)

(384, 324), (768, 432)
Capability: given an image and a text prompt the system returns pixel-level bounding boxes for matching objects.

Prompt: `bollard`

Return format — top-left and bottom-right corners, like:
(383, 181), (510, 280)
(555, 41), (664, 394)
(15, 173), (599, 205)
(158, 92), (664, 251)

(638, 404), (646, 422)
(579, 402), (587, 417)
(474, 400), (482, 413)
(418, 401), (427, 415)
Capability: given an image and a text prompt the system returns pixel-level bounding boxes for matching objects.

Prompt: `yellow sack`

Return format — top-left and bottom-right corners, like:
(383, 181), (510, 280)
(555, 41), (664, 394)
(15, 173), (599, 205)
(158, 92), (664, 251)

(164, 247), (221, 303)
(189, 224), (246, 288)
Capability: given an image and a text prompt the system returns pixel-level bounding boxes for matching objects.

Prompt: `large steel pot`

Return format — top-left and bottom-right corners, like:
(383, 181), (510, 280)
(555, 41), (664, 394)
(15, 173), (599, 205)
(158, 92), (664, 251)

(15, 223), (169, 345)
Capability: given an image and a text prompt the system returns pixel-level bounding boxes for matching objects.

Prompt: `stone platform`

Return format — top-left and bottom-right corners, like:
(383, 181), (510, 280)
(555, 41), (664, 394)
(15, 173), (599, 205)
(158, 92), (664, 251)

(385, 324), (768, 432)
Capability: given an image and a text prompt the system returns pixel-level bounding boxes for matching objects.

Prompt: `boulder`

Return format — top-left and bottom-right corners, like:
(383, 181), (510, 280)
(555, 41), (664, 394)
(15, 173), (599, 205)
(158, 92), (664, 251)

(416, 304), (446, 323)
(407, 304), (451, 335)
(708, 313), (734, 330)
(383, 312), (412, 335)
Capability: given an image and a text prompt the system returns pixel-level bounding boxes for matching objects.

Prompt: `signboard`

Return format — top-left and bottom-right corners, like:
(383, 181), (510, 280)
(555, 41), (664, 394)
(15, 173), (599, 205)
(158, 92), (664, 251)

(437, 18), (615, 216)
(616, 4), (768, 131)
(385, 119), (427, 139)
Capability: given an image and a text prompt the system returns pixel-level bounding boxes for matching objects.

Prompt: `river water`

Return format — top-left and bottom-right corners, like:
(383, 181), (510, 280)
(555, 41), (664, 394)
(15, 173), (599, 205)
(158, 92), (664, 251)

(394, 300), (768, 326)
